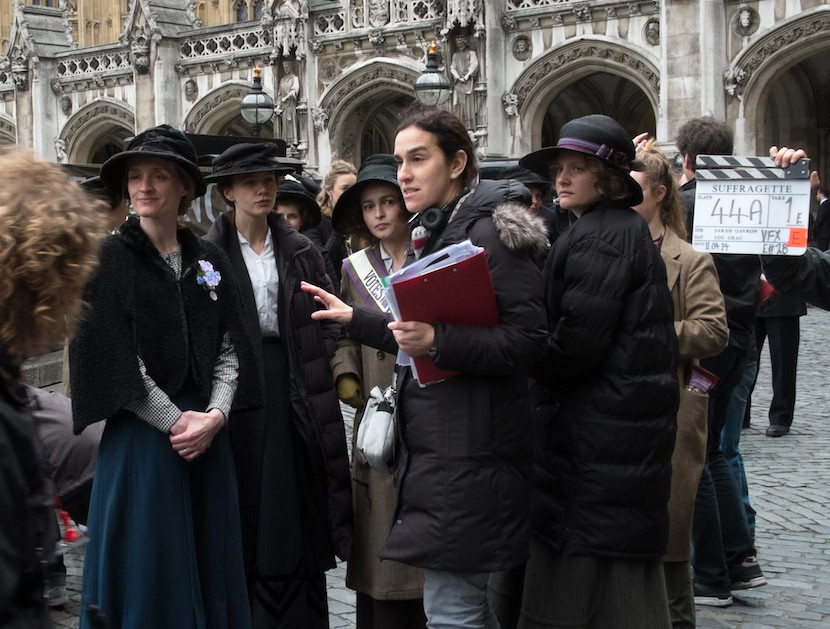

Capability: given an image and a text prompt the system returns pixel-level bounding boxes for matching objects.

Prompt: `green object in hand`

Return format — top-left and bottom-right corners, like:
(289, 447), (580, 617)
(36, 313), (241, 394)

(337, 374), (365, 408)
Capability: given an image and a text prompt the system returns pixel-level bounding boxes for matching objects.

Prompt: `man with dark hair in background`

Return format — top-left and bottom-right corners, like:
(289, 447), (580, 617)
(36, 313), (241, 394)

(675, 117), (767, 608)
(675, 116), (734, 237)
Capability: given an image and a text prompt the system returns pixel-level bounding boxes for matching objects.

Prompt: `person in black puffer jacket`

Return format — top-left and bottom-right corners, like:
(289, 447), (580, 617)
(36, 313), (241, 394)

(517, 114), (679, 628)
(302, 107), (548, 629)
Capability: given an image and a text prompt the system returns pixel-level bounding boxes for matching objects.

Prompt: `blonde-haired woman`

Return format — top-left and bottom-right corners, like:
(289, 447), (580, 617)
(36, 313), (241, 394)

(70, 125), (260, 629)
(0, 149), (108, 626)
(317, 159), (358, 217)
(631, 138), (728, 627)
(316, 160), (358, 287)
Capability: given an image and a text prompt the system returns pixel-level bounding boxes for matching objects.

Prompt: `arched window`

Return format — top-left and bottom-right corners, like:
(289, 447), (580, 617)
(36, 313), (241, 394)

(235, 0), (249, 21)
(253, 0), (265, 19)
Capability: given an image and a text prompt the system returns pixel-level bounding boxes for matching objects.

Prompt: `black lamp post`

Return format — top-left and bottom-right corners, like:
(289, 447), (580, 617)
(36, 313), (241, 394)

(413, 41), (452, 106)
(240, 66), (274, 137)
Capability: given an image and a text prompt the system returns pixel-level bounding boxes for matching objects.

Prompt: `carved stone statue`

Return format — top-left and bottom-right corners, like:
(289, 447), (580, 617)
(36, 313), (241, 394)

(735, 7), (758, 36)
(450, 37), (479, 130)
(276, 61), (300, 144)
(55, 138), (67, 162)
(184, 79), (198, 102)
(644, 19), (660, 46)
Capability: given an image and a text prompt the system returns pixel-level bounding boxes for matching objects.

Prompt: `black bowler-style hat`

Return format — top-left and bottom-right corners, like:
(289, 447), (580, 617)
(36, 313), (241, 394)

(276, 175), (322, 228)
(331, 154), (405, 235)
(520, 114), (645, 206)
(499, 165), (551, 194)
(100, 124), (206, 197)
(205, 142), (295, 183)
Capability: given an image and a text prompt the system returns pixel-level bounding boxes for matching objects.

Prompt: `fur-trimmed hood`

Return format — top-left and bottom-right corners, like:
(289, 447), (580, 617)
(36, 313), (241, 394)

(439, 179), (550, 259)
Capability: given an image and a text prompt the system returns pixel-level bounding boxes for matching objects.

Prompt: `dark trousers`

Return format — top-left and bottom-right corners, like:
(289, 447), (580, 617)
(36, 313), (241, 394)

(692, 346), (755, 588)
(748, 316), (800, 427)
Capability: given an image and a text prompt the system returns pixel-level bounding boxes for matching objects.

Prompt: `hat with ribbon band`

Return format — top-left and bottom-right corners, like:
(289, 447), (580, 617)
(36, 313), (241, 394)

(520, 114), (645, 206)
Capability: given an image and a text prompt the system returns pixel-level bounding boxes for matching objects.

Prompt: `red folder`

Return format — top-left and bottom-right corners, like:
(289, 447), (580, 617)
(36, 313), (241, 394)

(390, 249), (499, 384)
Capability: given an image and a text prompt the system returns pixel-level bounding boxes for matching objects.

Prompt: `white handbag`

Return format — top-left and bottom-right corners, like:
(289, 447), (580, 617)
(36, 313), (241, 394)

(356, 379), (397, 474)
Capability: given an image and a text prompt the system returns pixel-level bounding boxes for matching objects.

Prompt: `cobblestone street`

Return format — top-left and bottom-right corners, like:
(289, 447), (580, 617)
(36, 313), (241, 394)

(51, 307), (830, 629)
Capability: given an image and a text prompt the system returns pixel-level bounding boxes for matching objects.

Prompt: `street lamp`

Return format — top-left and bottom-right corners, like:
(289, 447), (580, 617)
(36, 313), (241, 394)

(413, 41), (452, 106)
(240, 66), (274, 137)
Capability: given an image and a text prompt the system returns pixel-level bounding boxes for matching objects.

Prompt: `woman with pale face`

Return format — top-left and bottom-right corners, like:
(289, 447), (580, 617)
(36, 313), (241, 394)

(71, 125), (256, 628)
(205, 142), (352, 629)
(515, 115), (681, 628)
(304, 109), (548, 629)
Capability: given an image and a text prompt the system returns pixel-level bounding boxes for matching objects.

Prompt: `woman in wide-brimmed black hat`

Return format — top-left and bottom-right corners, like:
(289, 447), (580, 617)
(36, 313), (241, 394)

(329, 154), (426, 629)
(70, 124), (260, 629)
(204, 141), (353, 629)
(508, 114), (679, 627)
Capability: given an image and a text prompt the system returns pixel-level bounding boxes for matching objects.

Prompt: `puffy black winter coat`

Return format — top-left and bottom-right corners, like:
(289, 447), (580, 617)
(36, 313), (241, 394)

(534, 201), (678, 558)
(205, 211), (353, 570)
(349, 179), (549, 572)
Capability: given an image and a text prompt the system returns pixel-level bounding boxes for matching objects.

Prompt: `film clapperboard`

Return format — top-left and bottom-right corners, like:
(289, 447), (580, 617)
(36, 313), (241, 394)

(692, 155), (811, 256)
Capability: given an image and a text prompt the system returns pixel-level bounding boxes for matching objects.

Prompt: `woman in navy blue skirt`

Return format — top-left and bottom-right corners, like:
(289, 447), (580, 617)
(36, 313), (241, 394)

(70, 125), (261, 629)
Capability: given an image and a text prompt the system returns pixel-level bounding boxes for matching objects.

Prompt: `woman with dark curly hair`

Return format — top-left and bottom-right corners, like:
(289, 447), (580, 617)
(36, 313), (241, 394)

(70, 125), (261, 629)
(0, 149), (108, 628)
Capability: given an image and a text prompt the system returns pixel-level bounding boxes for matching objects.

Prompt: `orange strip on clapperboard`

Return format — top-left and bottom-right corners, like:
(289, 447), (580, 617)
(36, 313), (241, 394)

(788, 228), (808, 248)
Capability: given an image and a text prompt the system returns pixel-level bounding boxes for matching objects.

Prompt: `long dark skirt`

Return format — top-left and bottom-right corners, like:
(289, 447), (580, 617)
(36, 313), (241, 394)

(250, 339), (328, 629)
(79, 387), (251, 629)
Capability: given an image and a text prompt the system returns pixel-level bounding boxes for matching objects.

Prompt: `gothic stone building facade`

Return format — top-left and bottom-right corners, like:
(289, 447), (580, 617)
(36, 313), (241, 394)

(0, 0), (828, 194)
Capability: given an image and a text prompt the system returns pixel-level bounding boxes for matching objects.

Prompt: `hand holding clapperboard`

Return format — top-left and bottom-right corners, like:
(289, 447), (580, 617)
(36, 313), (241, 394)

(692, 155), (811, 256)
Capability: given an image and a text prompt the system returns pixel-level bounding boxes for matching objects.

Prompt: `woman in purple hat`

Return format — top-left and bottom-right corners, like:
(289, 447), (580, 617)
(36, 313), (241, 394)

(70, 125), (259, 629)
(517, 114), (679, 627)
(204, 142), (352, 629)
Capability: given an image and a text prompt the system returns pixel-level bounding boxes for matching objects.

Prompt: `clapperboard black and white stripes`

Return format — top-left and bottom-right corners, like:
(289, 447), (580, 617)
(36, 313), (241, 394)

(692, 155), (811, 256)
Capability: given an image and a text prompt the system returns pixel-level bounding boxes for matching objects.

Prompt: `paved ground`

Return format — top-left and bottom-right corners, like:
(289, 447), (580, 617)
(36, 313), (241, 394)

(51, 307), (830, 628)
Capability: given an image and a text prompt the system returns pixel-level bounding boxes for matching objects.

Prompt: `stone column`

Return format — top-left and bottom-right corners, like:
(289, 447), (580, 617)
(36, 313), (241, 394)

(483, 0), (508, 157)
(698, 0), (726, 121)
(153, 40), (181, 127)
(30, 59), (60, 160)
(132, 38), (154, 131)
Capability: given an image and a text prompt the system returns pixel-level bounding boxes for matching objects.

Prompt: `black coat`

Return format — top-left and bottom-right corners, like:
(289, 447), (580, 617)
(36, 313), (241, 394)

(534, 201), (678, 558)
(205, 211), (353, 570)
(763, 246), (830, 310)
(349, 180), (549, 572)
(70, 216), (262, 433)
(0, 348), (57, 629)
(809, 199), (830, 251)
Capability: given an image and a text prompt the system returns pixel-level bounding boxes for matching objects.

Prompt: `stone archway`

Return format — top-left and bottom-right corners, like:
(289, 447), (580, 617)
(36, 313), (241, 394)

(320, 59), (420, 166)
(60, 98), (135, 164)
(510, 38), (659, 155)
(726, 8), (830, 176)
(0, 113), (15, 146)
(183, 81), (274, 137)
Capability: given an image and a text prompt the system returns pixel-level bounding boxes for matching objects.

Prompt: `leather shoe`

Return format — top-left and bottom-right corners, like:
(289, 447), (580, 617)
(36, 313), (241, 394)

(765, 424), (790, 437)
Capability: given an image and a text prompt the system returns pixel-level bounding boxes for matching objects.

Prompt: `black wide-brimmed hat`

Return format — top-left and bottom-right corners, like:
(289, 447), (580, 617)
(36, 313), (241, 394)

(205, 142), (295, 183)
(81, 175), (121, 206)
(276, 175), (322, 228)
(519, 114), (645, 205)
(100, 124), (206, 197)
(331, 154), (404, 235)
(499, 165), (551, 193)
